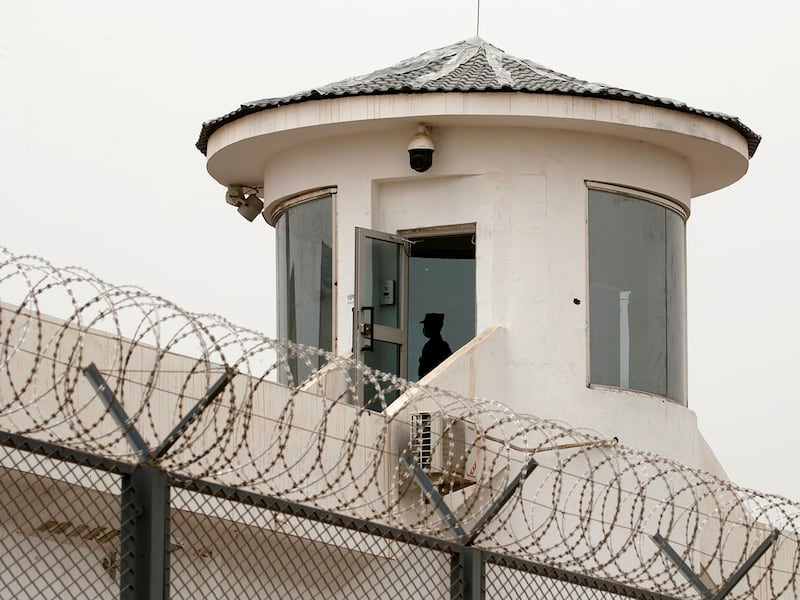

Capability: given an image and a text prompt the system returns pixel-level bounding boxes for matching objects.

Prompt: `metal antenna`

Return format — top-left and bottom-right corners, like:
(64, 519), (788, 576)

(476, 0), (481, 36)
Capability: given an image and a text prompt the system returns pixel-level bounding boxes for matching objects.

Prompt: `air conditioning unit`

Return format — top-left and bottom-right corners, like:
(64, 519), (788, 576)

(410, 413), (479, 490)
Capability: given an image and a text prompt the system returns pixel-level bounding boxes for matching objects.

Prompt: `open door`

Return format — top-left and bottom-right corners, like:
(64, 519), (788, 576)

(354, 227), (408, 409)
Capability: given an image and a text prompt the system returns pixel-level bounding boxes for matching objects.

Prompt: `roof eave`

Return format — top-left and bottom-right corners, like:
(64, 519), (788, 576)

(197, 88), (760, 158)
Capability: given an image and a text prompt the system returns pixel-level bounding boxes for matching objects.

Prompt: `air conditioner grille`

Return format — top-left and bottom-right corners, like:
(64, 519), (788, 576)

(409, 412), (478, 490)
(411, 412), (433, 470)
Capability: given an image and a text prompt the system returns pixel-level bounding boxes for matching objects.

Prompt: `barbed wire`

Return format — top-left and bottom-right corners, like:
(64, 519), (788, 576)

(0, 246), (797, 599)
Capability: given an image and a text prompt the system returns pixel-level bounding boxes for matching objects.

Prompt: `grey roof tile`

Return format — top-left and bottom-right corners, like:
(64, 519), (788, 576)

(196, 37), (760, 157)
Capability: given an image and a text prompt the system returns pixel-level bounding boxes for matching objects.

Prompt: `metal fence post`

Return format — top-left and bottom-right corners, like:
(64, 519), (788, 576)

(85, 363), (230, 600)
(120, 466), (171, 600)
(451, 546), (485, 600)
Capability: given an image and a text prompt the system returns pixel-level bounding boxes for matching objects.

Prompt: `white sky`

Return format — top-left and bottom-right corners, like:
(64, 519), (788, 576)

(1, 1), (798, 499)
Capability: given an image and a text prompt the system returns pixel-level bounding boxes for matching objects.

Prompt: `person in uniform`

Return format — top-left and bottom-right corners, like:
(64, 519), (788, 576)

(418, 312), (452, 378)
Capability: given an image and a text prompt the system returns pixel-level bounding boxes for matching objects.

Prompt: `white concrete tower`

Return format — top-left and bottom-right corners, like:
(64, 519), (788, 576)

(197, 38), (759, 474)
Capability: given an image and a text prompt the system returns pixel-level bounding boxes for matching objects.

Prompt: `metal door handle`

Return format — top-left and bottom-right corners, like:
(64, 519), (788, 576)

(360, 306), (374, 351)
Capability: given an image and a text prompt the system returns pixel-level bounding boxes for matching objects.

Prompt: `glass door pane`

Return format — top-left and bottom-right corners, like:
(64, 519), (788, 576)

(354, 228), (408, 409)
(363, 340), (401, 411)
(364, 236), (400, 328)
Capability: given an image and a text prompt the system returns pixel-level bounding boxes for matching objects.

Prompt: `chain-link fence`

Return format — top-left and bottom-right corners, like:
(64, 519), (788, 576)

(1, 428), (686, 600)
(0, 433), (128, 599)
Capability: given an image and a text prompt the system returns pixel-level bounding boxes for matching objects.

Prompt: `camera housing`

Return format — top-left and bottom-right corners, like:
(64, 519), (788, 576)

(225, 185), (264, 221)
(237, 194), (264, 221)
(407, 126), (435, 172)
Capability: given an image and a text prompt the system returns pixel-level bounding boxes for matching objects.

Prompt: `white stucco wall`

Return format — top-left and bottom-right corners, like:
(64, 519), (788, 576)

(248, 125), (715, 471)
(205, 93), (750, 474)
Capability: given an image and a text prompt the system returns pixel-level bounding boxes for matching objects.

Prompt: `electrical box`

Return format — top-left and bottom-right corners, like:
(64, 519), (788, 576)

(381, 279), (395, 305)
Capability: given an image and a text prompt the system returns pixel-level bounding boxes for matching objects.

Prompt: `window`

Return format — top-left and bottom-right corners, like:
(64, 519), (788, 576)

(588, 186), (686, 404)
(275, 191), (334, 384)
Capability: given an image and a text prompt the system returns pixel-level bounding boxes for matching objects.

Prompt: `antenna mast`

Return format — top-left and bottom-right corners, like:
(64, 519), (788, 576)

(476, 0), (481, 36)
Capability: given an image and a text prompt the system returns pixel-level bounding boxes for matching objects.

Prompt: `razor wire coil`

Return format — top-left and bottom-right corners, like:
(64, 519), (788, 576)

(0, 246), (797, 599)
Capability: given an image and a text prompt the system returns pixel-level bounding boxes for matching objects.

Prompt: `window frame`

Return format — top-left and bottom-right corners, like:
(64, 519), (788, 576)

(273, 186), (338, 360)
(585, 181), (688, 404)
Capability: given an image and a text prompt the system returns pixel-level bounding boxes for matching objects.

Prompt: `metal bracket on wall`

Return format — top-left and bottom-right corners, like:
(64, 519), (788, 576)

(651, 532), (712, 599)
(84, 362), (234, 463)
(711, 529), (780, 600)
(652, 529), (780, 600)
(402, 450), (538, 600)
(400, 450), (539, 545)
(153, 368), (234, 460)
(401, 450), (466, 538)
(461, 455), (538, 546)
(83, 362), (149, 461)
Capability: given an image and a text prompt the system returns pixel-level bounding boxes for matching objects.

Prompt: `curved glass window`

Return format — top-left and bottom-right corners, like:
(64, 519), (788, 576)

(276, 194), (333, 384)
(588, 188), (686, 404)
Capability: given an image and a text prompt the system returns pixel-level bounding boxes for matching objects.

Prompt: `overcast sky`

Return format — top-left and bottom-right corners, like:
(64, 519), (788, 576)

(1, 1), (798, 500)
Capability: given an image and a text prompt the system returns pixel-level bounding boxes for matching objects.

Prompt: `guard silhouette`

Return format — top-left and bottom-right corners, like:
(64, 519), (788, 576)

(418, 313), (452, 378)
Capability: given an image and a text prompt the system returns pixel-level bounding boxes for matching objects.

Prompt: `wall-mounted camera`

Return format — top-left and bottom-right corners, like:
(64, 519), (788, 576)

(225, 185), (264, 222)
(407, 125), (435, 173)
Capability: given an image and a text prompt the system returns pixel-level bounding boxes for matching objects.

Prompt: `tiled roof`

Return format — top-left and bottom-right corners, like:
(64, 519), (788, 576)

(196, 37), (760, 157)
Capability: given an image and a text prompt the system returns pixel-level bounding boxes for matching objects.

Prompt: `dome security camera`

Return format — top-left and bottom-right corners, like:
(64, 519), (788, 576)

(407, 126), (434, 172)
